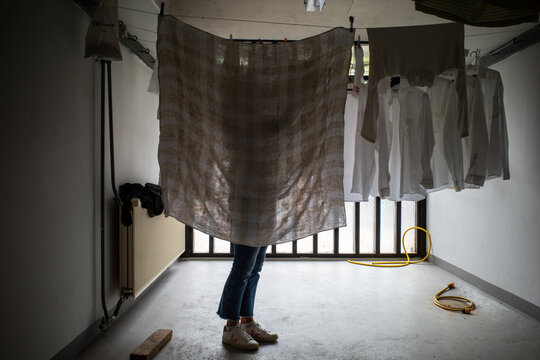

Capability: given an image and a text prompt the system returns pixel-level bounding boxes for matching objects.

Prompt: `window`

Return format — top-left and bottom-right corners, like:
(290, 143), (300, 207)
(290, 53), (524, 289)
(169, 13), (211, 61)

(185, 198), (426, 259)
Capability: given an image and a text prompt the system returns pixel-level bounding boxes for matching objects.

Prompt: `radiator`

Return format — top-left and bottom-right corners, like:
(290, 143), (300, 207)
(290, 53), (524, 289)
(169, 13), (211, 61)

(120, 199), (185, 298)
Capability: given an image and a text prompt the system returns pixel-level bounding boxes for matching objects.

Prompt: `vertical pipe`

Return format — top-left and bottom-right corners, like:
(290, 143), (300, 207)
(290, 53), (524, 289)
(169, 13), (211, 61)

(417, 199), (427, 257)
(100, 60), (110, 322)
(395, 201), (402, 254)
(185, 226), (194, 256)
(106, 61), (120, 205)
(375, 197), (381, 254)
(355, 202), (360, 255)
(333, 228), (339, 255)
(209, 236), (214, 255)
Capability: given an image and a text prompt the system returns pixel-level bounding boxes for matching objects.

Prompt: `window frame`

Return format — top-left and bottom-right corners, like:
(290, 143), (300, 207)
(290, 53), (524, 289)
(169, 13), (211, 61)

(182, 198), (426, 259)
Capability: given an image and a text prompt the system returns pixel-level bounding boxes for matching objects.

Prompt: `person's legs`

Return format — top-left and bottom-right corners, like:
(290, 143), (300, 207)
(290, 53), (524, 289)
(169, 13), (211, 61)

(217, 244), (264, 322)
(218, 244), (265, 350)
(239, 245), (267, 319)
(235, 246), (278, 343)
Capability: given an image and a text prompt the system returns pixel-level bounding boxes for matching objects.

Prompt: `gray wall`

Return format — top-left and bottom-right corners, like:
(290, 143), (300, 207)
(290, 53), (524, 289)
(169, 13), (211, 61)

(427, 43), (540, 307)
(1, 1), (160, 358)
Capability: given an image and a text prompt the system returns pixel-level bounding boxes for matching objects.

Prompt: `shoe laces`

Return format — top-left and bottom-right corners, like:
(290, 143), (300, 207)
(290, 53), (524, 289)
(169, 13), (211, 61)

(250, 322), (268, 334)
(238, 327), (255, 342)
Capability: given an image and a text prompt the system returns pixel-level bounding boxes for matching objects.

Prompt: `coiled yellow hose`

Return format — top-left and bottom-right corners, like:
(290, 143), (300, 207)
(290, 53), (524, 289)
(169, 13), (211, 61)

(434, 283), (475, 314)
(347, 226), (432, 267)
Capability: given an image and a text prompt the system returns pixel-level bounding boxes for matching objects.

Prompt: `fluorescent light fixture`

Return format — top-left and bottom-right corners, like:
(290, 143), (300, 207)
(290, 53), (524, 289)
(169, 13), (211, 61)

(305, 0), (325, 12)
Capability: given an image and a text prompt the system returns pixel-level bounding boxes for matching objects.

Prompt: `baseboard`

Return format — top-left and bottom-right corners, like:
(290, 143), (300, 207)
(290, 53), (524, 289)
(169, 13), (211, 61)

(429, 254), (540, 322)
(51, 298), (135, 360)
(52, 256), (182, 359)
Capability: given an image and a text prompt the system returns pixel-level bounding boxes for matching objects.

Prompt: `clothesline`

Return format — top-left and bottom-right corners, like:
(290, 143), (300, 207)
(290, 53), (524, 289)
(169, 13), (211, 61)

(118, 6), (528, 38)
(123, 22), (523, 39)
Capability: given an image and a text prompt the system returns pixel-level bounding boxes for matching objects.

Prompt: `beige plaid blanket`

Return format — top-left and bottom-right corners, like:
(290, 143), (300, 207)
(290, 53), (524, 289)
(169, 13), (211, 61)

(157, 15), (353, 246)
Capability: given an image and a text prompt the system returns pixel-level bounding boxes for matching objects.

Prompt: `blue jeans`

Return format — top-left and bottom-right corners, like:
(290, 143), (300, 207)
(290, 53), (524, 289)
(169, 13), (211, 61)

(217, 244), (268, 320)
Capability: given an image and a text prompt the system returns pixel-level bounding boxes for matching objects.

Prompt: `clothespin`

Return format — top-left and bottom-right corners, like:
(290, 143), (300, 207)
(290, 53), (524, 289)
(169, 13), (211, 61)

(349, 16), (354, 32)
(258, 38), (263, 44)
(229, 34), (233, 40)
(284, 38), (288, 43)
(357, 35), (361, 48)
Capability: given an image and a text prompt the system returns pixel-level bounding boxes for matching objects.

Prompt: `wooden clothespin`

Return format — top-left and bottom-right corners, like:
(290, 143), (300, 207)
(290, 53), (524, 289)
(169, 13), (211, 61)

(284, 38), (288, 43)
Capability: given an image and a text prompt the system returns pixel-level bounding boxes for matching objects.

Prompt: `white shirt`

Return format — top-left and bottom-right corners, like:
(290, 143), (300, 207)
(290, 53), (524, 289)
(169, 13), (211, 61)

(349, 44), (376, 201)
(463, 74), (489, 187)
(344, 93), (370, 202)
(376, 77), (435, 201)
(426, 76), (465, 192)
(477, 66), (510, 181)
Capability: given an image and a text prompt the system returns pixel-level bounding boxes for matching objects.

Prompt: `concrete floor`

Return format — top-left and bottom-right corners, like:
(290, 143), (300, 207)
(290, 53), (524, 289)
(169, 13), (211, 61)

(77, 260), (540, 360)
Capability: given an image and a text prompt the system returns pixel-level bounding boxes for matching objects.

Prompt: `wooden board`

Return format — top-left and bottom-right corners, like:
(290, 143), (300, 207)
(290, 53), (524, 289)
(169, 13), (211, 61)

(130, 329), (173, 360)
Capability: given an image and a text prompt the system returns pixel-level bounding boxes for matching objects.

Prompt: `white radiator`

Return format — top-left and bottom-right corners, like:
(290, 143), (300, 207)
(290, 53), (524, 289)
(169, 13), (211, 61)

(120, 199), (185, 298)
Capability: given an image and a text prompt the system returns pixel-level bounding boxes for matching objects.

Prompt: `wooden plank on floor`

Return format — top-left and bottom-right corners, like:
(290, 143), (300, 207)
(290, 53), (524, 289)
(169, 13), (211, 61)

(130, 329), (172, 360)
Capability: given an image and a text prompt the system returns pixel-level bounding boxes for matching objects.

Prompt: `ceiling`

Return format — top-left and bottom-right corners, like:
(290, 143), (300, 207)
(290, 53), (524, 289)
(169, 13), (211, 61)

(117, 0), (537, 65)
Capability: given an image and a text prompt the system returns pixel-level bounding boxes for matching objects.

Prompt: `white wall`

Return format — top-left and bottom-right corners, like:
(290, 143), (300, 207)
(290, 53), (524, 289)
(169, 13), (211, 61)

(101, 34), (161, 318)
(427, 43), (540, 307)
(109, 54), (160, 186)
(1, 1), (161, 358)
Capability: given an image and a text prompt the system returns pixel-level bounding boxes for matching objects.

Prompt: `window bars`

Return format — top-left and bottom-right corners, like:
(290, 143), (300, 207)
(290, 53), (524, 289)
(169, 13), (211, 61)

(183, 198), (426, 259)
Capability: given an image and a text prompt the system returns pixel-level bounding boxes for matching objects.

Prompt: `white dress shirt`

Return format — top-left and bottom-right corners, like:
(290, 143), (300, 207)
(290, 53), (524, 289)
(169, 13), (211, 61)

(426, 76), (465, 192)
(463, 74), (489, 187)
(376, 77), (435, 201)
(477, 66), (510, 181)
(349, 44), (376, 201)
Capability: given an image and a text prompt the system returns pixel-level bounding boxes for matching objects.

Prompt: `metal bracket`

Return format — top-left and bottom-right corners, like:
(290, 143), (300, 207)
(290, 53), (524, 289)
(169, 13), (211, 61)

(480, 24), (540, 67)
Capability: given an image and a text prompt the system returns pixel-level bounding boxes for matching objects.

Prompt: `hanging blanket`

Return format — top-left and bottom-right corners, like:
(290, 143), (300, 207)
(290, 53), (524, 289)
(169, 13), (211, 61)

(157, 15), (353, 246)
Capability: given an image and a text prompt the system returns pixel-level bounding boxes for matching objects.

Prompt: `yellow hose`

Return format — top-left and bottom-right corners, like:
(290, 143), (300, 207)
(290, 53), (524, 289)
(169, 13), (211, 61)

(433, 283), (475, 314)
(347, 227), (475, 314)
(347, 226), (432, 267)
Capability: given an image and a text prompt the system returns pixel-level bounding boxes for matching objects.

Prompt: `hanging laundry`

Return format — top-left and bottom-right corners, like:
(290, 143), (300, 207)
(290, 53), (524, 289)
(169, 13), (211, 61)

(343, 94), (368, 202)
(156, 15), (353, 246)
(463, 74), (490, 187)
(426, 76), (465, 192)
(354, 77), (435, 202)
(349, 43), (376, 201)
(348, 26), (510, 201)
(383, 77), (435, 201)
(362, 23), (467, 144)
(475, 66), (510, 181)
(460, 65), (511, 187)
(351, 40), (436, 202)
